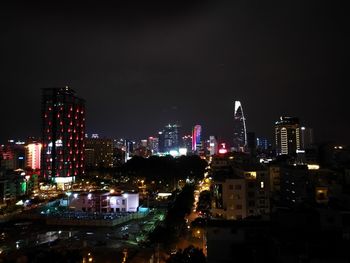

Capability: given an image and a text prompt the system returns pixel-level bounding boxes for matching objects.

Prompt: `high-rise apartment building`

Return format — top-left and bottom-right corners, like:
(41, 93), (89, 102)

(232, 101), (247, 152)
(275, 116), (300, 156)
(41, 87), (85, 182)
(84, 137), (114, 168)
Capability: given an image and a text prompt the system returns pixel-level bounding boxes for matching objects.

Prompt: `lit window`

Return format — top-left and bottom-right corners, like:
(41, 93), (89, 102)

(260, 182), (264, 189)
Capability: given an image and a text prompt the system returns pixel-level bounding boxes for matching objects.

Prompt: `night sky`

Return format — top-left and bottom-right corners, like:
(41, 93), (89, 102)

(0, 1), (348, 144)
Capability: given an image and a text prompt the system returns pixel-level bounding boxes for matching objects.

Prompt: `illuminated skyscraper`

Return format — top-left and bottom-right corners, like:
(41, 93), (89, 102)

(25, 142), (42, 170)
(158, 124), (180, 153)
(232, 101), (247, 152)
(192, 125), (202, 153)
(41, 87), (85, 183)
(275, 116), (301, 156)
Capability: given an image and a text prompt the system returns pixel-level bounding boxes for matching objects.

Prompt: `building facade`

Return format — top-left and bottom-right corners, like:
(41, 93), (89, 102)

(211, 167), (270, 220)
(68, 191), (139, 213)
(256, 137), (269, 150)
(41, 87), (85, 183)
(84, 137), (114, 168)
(300, 127), (314, 150)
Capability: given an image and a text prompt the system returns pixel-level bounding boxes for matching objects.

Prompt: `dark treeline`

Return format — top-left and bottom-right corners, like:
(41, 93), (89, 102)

(149, 184), (195, 247)
(120, 155), (207, 184)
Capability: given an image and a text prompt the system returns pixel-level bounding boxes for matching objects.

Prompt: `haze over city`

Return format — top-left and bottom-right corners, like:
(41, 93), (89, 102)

(1, 2), (350, 263)
(1, 0), (348, 143)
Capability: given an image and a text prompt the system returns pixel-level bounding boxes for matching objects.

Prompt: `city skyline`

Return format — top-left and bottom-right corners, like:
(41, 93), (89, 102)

(1, 1), (349, 144)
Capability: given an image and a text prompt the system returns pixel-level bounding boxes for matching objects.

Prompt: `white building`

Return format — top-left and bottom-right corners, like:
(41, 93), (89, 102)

(67, 191), (139, 213)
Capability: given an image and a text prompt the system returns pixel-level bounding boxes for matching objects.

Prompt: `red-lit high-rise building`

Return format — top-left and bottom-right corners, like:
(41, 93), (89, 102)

(41, 87), (85, 183)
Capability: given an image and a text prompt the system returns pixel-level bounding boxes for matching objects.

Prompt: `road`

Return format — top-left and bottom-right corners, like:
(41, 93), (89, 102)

(174, 188), (207, 256)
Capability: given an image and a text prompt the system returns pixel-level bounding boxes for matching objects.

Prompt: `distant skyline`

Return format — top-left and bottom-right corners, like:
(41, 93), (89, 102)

(0, 1), (348, 144)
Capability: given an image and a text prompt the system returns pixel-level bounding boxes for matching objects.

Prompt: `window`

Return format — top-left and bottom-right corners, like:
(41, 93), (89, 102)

(260, 181), (264, 189)
(248, 201), (255, 207)
(229, 184), (233, 190)
(236, 205), (242, 210)
(122, 200), (126, 205)
(235, 185), (242, 190)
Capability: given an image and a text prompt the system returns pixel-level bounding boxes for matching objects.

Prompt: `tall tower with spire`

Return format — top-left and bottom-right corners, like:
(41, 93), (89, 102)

(232, 101), (247, 152)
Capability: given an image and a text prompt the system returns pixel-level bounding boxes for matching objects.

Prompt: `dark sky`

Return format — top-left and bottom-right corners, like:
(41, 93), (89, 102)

(0, 1), (348, 144)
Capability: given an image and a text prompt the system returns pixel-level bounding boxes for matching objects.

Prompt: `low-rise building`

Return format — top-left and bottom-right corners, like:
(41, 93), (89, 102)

(67, 191), (139, 213)
(211, 165), (270, 220)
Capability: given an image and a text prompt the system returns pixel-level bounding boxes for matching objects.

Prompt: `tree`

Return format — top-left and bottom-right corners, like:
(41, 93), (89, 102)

(166, 245), (206, 263)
